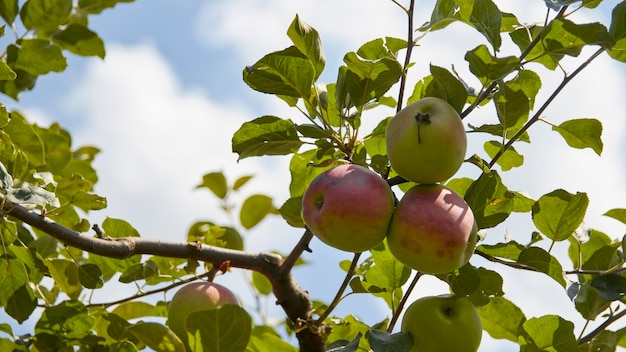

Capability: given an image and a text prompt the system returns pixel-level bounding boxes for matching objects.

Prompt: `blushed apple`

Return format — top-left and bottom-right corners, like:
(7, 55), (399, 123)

(385, 97), (467, 184)
(402, 294), (482, 352)
(387, 184), (477, 274)
(302, 164), (395, 252)
(167, 281), (239, 349)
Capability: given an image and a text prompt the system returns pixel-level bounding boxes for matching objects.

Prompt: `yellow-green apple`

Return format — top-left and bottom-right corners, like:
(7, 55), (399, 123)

(302, 164), (395, 252)
(385, 97), (467, 184)
(167, 281), (239, 349)
(387, 184), (477, 274)
(402, 294), (482, 352)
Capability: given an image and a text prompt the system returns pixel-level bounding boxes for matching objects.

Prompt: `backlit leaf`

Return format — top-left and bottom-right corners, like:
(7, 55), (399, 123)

(532, 189), (589, 241)
(604, 208), (626, 224)
(78, 263), (104, 289)
(240, 194), (275, 229)
(484, 140), (524, 171)
(608, 1), (626, 62)
(20, 0), (72, 31)
(552, 118), (603, 155)
(102, 217), (140, 238)
(476, 296), (526, 342)
(78, 0), (135, 14)
(469, 0), (503, 51)
(287, 14), (325, 79)
(15, 39), (67, 75)
(517, 247), (566, 287)
(52, 24), (106, 58)
(197, 171), (228, 199)
(123, 322), (185, 352)
(518, 315), (577, 351)
(0, 0), (18, 24)
(465, 45), (520, 85)
(252, 271), (272, 295)
(186, 305), (252, 352)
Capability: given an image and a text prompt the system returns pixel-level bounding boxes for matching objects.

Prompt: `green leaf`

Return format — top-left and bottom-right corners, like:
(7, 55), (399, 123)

(5, 284), (36, 324)
(3, 111), (45, 166)
(469, 0), (503, 51)
(15, 39), (67, 75)
(52, 24), (106, 58)
(0, 0), (18, 24)
(0, 60), (16, 80)
(118, 260), (158, 283)
(590, 274), (626, 301)
(20, 0), (72, 31)
(421, 65), (469, 113)
(370, 240), (411, 291)
(573, 283), (611, 320)
(197, 171), (228, 199)
(78, 0), (134, 14)
(442, 264), (504, 305)
(252, 271), (272, 295)
(279, 196), (305, 228)
(287, 14), (325, 80)
(494, 81), (529, 129)
(112, 301), (162, 320)
(102, 217), (141, 238)
(580, 330), (618, 352)
(240, 194), (275, 229)
(366, 330), (413, 352)
(424, 0), (473, 31)
(552, 118), (603, 156)
(6, 185), (59, 208)
(464, 171), (515, 229)
(465, 44), (520, 85)
(78, 263), (104, 289)
(518, 315), (577, 351)
(609, 1), (626, 62)
(232, 175), (253, 191)
(476, 296), (526, 342)
(247, 327), (298, 352)
(484, 140), (524, 171)
(567, 229), (617, 269)
(186, 305), (252, 352)
(123, 322), (185, 352)
(232, 115), (302, 160)
(517, 247), (567, 287)
(604, 208), (626, 224)
(532, 189), (589, 241)
(45, 258), (82, 299)
(244, 46), (315, 98)
(340, 51), (403, 108)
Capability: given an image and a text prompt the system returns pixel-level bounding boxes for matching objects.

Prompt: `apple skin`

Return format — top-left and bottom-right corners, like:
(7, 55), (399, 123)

(302, 164), (395, 252)
(402, 294), (482, 352)
(167, 281), (239, 349)
(385, 97), (467, 184)
(387, 184), (477, 274)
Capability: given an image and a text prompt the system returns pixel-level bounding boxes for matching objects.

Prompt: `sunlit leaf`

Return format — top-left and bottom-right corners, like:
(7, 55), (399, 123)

(279, 196), (304, 228)
(52, 24), (106, 58)
(197, 171), (228, 199)
(123, 322), (185, 352)
(532, 189), (589, 241)
(469, 0), (503, 51)
(484, 140), (524, 171)
(78, 0), (135, 14)
(552, 118), (603, 155)
(517, 247), (566, 287)
(608, 1), (626, 62)
(232, 115), (302, 160)
(518, 315), (577, 351)
(102, 217), (141, 238)
(604, 208), (626, 224)
(287, 14), (325, 79)
(186, 305), (252, 352)
(20, 0), (72, 31)
(476, 296), (526, 342)
(240, 194), (275, 229)
(252, 271), (272, 295)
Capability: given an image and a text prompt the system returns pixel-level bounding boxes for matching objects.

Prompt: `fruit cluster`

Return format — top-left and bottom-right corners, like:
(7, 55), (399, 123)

(302, 97), (482, 352)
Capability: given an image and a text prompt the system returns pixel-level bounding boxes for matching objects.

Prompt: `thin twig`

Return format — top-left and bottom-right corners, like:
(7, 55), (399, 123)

(396, 0), (416, 112)
(387, 272), (422, 332)
(315, 252), (362, 325)
(578, 308), (626, 345)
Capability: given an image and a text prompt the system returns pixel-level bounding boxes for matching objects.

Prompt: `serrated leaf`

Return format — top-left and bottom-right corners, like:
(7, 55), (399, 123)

(15, 39), (67, 75)
(197, 171), (228, 199)
(532, 189), (589, 241)
(476, 296), (526, 342)
(232, 115), (302, 160)
(552, 118), (603, 155)
(186, 305), (252, 352)
(484, 140), (524, 171)
(240, 194), (275, 229)
(287, 14), (325, 80)
(517, 247), (566, 287)
(20, 0), (72, 31)
(465, 44), (520, 85)
(604, 208), (626, 224)
(52, 24), (105, 58)
(518, 315), (577, 351)
(243, 46), (315, 98)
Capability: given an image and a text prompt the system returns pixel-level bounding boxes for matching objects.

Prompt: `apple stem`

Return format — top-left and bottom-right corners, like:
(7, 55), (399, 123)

(414, 113), (431, 144)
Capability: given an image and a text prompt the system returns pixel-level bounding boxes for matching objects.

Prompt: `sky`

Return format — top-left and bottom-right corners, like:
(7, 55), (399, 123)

(2, 0), (626, 351)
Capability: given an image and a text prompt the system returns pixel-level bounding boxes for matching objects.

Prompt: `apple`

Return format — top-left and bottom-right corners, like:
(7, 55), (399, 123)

(387, 184), (477, 274)
(301, 164), (395, 252)
(385, 97), (467, 184)
(402, 294), (482, 352)
(167, 281), (239, 349)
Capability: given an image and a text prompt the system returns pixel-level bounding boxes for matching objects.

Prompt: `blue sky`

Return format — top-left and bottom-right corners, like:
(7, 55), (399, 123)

(3, 1), (626, 351)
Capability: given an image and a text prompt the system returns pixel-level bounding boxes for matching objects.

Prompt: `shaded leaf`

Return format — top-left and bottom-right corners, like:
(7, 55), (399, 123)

(52, 24), (106, 58)
(465, 45), (520, 85)
(0, 0), (18, 24)
(232, 115), (302, 160)
(123, 322), (184, 352)
(78, 263), (104, 289)
(590, 274), (626, 301)
(186, 305), (252, 352)
(517, 247), (566, 287)
(366, 330), (413, 352)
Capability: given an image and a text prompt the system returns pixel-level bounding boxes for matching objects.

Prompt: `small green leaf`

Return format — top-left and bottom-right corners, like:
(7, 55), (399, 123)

(552, 118), (603, 155)
(532, 189), (589, 241)
(252, 271), (272, 295)
(197, 171), (228, 199)
(469, 0), (503, 51)
(102, 217), (141, 238)
(232, 175), (253, 191)
(464, 171), (515, 229)
(517, 247), (566, 287)
(0, 60), (16, 80)
(15, 39), (67, 75)
(465, 44), (520, 85)
(20, 0), (72, 31)
(476, 296), (526, 342)
(484, 141), (524, 171)
(287, 14), (325, 80)
(604, 208), (626, 224)
(573, 283), (611, 320)
(52, 24), (106, 58)
(78, 0), (134, 14)
(340, 51), (403, 108)
(243, 46), (315, 98)
(278, 196), (304, 228)
(123, 322), (185, 352)
(518, 315), (577, 351)
(494, 82), (529, 129)
(5, 284), (36, 324)
(45, 258), (82, 299)
(0, 0), (18, 24)
(240, 194), (275, 229)
(118, 261), (158, 283)
(4, 111), (45, 166)
(78, 263), (104, 289)
(186, 305), (252, 352)
(232, 116), (302, 160)
(608, 1), (626, 62)
(112, 301), (161, 320)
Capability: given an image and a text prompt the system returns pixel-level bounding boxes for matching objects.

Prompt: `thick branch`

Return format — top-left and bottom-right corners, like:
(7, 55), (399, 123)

(2, 199), (324, 352)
